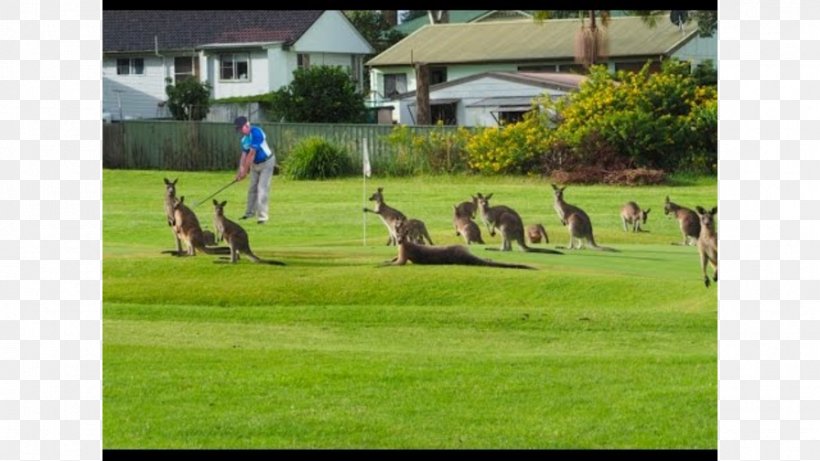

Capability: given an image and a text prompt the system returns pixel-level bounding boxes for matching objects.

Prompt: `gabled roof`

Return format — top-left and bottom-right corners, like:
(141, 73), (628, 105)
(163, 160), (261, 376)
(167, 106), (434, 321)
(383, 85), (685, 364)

(103, 10), (324, 53)
(396, 71), (588, 100)
(394, 10), (533, 36)
(369, 16), (700, 67)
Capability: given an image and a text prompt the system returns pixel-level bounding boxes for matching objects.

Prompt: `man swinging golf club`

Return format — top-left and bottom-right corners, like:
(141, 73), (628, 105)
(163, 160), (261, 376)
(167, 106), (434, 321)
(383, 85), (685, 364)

(234, 116), (276, 224)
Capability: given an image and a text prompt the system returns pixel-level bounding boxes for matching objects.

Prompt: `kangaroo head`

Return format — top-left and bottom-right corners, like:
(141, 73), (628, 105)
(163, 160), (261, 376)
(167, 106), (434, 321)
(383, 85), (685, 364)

(164, 178), (178, 197)
(213, 199), (227, 217)
(368, 187), (384, 203)
(475, 192), (492, 212)
(551, 184), (566, 201)
(173, 195), (185, 211)
(663, 196), (672, 215)
(694, 206), (717, 230)
(641, 208), (651, 223)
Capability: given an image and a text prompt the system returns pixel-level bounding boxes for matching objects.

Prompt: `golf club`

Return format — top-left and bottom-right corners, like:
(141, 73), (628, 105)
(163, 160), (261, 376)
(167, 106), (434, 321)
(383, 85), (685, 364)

(194, 179), (239, 207)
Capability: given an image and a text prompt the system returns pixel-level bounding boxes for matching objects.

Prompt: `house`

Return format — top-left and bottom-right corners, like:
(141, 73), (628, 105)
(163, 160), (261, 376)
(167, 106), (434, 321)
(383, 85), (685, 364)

(102, 10), (375, 121)
(394, 72), (587, 127)
(393, 10), (533, 36)
(366, 15), (717, 123)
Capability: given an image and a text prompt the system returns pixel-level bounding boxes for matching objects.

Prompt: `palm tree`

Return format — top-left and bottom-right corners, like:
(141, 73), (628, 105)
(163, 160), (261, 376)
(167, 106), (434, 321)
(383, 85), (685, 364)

(534, 11), (611, 68)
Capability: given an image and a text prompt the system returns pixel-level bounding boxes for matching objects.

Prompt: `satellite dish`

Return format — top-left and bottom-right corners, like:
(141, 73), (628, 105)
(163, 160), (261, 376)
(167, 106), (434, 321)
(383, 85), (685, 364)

(670, 10), (689, 29)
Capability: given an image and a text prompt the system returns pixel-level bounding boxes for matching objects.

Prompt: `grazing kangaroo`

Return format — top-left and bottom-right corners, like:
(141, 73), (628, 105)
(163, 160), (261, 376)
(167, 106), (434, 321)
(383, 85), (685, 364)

(163, 178), (183, 255)
(476, 193), (562, 254)
(526, 224), (549, 244)
(363, 187), (433, 245)
(664, 196), (701, 246)
(551, 184), (618, 252)
(170, 196), (231, 256)
(212, 200), (285, 265)
(621, 202), (651, 232)
(453, 204), (484, 245)
(694, 206), (718, 288)
(385, 218), (535, 269)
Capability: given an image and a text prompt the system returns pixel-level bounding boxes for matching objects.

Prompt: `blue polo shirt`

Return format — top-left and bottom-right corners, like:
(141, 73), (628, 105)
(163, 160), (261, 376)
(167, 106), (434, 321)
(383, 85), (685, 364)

(241, 126), (273, 164)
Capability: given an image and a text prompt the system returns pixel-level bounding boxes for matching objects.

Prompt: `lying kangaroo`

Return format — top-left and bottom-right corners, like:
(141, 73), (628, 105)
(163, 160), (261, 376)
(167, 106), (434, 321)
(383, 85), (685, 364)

(664, 196), (700, 246)
(526, 224), (549, 244)
(385, 218), (534, 269)
(694, 206), (718, 288)
(476, 193), (562, 254)
(453, 204), (484, 245)
(170, 196), (231, 256)
(363, 187), (433, 245)
(621, 201), (651, 232)
(212, 200), (285, 265)
(551, 184), (617, 252)
(163, 178), (183, 255)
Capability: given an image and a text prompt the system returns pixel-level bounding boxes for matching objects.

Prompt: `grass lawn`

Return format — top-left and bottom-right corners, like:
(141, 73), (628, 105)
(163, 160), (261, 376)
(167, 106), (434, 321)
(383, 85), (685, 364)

(103, 169), (717, 449)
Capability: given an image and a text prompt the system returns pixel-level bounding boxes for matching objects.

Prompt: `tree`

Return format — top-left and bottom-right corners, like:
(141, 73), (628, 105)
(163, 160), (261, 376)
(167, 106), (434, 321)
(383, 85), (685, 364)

(629, 10), (717, 37)
(268, 66), (366, 123)
(345, 10), (406, 54)
(164, 77), (211, 121)
(534, 10), (611, 68)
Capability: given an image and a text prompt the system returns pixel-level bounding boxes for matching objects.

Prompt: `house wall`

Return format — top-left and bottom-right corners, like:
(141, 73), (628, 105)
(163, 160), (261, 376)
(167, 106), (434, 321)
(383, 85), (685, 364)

(671, 33), (718, 67)
(208, 50), (271, 99)
(294, 11), (374, 54)
(102, 55), (169, 120)
(268, 46), (295, 91)
(397, 76), (571, 127)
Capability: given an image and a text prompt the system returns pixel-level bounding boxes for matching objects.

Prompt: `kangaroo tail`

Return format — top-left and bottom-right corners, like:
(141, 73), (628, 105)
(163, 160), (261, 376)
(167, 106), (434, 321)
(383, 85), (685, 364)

(483, 260), (537, 270)
(588, 235), (619, 252)
(522, 246), (564, 255)
(199, 245), (232, 255)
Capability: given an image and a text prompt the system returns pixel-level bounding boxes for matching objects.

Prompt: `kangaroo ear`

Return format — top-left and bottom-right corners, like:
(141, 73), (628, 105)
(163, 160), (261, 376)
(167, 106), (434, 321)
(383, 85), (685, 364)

(221, 201), (227, 208)
(377, 187), (383, 192)
(711, 207), (717, 215)
(645, 208), (651, 214)
(179, 196), (185, 204)
(695, 206), (705, 215)
(213, 199), (218, 206)
(486, 193), (493, 200)
(475, 193), (483, 199)
(665, 196), (670, 203)
(164, 178), (170, 185)
(551, 183), (558, 191)
(173, 178), (177, 185)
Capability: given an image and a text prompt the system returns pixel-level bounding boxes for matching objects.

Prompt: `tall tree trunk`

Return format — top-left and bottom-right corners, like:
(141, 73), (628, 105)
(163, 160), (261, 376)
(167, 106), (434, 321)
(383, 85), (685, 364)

(427, 10), (449, 24)
(415, 62), (431, 126)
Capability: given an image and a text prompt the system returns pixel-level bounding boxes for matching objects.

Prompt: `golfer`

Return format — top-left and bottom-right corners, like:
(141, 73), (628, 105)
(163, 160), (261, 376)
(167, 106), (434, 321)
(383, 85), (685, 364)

(234, 116), (276, 224)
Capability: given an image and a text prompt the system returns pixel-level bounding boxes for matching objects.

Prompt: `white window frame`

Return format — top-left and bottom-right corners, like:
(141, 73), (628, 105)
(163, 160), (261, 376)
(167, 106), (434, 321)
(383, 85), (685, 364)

(174, 56), (199, 83)
(116, 58), (144, 76)
(219, 53), (251, 82)
(297, 53), (310, 70)
(383, 73), (407, 98)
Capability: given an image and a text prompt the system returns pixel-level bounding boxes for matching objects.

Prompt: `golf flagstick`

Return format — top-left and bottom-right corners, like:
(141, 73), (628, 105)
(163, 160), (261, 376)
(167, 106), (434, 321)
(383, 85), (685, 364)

(362, 138), (371, 246)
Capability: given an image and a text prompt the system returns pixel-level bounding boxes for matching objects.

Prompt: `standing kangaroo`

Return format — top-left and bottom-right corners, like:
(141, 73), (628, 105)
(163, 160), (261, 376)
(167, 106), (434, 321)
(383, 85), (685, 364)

(526, 224), (549, 244)
(664, 196), (701, 246)
(385, 217), (535, 269)
(476, 193), (562, 254)
(455, 197), (479, 219)
(620, 201), (651, 232)
(551, 184), (617, 252)
(453, 204), (484, 245)
(694, 206), (718, 288)
(363, 187), (433, 245)
(170, 196), (231, 256)
(212, 200), (285, 265)
(163, 178), (183, 255)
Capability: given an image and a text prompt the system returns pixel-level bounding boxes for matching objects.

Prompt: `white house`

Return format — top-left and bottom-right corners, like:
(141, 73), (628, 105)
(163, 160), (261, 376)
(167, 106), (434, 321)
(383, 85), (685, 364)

(395, 72), (587, 127)
(366, 15), (717, 124)
(102, 10), (375, 121)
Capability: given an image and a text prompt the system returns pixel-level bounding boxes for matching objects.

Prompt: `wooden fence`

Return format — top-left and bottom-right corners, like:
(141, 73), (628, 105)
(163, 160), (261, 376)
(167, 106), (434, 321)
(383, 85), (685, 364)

(102, 120), (464, 171)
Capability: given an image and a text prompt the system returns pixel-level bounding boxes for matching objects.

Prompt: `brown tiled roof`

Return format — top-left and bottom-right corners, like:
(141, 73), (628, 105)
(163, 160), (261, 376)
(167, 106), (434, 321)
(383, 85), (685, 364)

(103, 10), (324, 53)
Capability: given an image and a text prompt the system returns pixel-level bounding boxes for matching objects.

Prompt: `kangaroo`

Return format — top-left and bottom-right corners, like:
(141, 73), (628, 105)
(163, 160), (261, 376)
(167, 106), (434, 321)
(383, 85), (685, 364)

(170, 196), (231, 256)
(621, 201), (651, 232)
(694, 206), (718, 288)
(455, 197), (479, 219)
(526, 224), (549, 244)
(404, 218), (435, 245)
(476, 193), (562, 254)
(551, 184), (618, 252)
(453, 204), (484, 245)
(363, 187), (408, 246)
(212, 200), (285, 265)
(385, 218), (535, 269)
(664, 196), (701, 246)
(163, 178), (183, 255)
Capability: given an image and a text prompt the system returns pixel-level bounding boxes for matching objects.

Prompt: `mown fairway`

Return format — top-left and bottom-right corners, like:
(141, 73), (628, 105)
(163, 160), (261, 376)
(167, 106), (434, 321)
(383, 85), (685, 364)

(103, 169), (717, 448)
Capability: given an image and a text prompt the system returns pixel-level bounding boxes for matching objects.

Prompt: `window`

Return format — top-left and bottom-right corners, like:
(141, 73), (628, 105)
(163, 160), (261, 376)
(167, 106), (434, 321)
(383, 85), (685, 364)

(383, 73), (407, 98)
(431, 102), (457, 126)
(174, 56), (199, 83)
(116, 58), (144, 75)
(430, 67), (447, 85)
(220, 53), (250, 81)
(498, 110), (528, 125)
(297, 53), (310, 70)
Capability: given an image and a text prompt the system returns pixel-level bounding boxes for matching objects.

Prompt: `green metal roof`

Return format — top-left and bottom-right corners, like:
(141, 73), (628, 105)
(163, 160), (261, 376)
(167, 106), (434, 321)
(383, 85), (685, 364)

(369, 16), (699, 67)
(394, 11), (490, 35)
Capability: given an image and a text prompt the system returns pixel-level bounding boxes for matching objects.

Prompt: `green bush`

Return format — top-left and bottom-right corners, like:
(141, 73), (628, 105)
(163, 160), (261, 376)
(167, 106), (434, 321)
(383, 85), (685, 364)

(164, 77), (212, 121)
(282, 137), (353, 180)
(383, 123), (472, 176)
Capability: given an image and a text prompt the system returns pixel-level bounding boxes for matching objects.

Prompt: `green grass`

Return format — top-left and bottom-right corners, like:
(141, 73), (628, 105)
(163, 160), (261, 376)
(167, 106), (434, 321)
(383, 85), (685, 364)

(103, 169), (717, 449)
